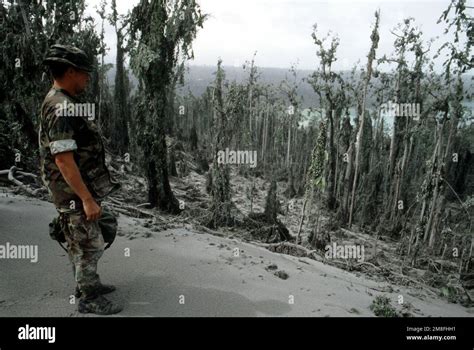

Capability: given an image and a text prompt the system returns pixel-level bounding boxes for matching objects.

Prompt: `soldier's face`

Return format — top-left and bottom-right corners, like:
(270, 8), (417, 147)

(71, 68), (90, 94)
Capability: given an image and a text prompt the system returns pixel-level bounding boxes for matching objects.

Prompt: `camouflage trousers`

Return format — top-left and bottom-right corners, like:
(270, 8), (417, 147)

(59, 207), (117, 299)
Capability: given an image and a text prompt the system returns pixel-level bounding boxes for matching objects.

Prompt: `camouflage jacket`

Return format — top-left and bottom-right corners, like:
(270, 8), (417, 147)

(39, 87), (120, 212)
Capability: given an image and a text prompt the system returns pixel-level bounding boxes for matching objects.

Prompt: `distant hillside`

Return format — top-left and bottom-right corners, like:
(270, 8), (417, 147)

(107, 65), (473, 109)
(177, 65), (318, 108)
(108, 65), (320, 108)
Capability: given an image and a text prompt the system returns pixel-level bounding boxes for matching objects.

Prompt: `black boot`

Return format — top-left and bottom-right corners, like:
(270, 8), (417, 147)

(78, 295), (123, 315)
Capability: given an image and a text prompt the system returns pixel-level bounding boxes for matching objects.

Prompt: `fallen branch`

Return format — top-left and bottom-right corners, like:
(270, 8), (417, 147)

(7, 166), (24, 187)
(255, 241), (325, 262)
(1, 166), (43, 196)
(104, 201), (156, 218)
(16, 170), (38, 180)
(136, 202), (151, 208)
(354, 261), (381, 270)
(193, 224), (224, 237)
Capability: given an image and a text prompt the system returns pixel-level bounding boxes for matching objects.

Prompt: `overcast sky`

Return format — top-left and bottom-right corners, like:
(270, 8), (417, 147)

(85, 0), (469, 71)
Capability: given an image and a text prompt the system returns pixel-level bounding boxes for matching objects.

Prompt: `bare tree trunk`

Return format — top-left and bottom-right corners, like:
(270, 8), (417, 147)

(423, 122), (444, 242)
(326, 108), (337, 210)
(296, 197), (308, 244)
(348, 10), (379, 227)
(286, 115), (292, 168)
(429, 193), (445, 248)
(342, 143), (354, 221)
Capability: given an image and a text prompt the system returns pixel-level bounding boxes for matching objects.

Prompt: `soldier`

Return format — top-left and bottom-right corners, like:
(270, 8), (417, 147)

(39, 44), (122, 315)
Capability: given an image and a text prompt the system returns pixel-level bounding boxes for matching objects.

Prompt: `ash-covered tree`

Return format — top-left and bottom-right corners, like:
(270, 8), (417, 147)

(280, 62), (303, 198)
(128, 0), (207, 212)
(95, 0), (115, 140)
(308, 25), (344, 210)
(408, 0), (473, 266)
(296, 121), (327, 244)
(205, 60), (245, 228)
(348, 10), (380, 227)
(109, 0), (130, 155)
(378, 18), (423, 231)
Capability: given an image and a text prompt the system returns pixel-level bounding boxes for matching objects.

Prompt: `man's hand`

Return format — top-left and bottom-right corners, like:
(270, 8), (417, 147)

(83, 197), (102, 221)
(55, 151), (100, 221)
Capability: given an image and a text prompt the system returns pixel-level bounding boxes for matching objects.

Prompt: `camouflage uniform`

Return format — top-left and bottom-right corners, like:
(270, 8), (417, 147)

(39, 51), (120, 301)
